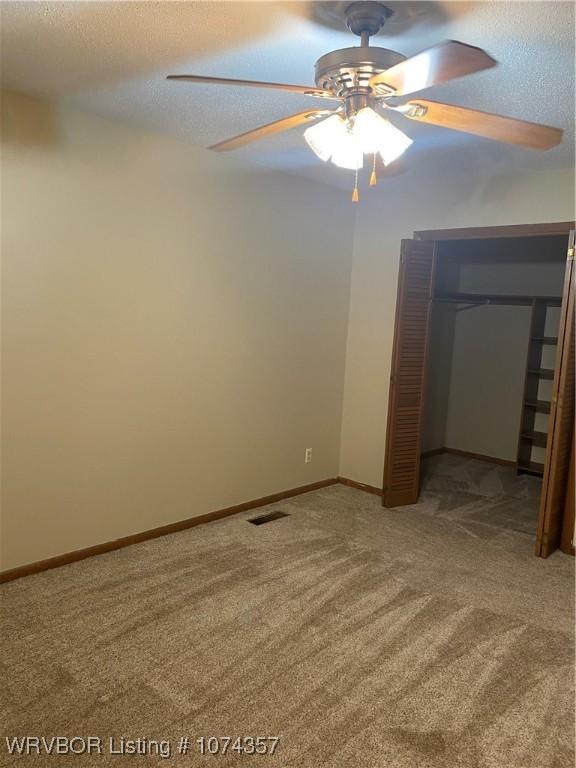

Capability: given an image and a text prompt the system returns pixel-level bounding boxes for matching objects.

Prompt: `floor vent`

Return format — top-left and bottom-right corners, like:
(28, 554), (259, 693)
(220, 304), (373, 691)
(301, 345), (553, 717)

(248, 510), (289, 526)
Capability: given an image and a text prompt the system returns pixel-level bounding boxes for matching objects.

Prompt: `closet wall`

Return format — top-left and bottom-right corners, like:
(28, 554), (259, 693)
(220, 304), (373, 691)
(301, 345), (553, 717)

(423, 237), (567, 463)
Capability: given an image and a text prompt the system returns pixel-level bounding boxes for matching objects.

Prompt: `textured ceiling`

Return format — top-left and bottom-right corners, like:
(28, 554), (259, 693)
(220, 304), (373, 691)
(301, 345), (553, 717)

(1, 1), (574, 189)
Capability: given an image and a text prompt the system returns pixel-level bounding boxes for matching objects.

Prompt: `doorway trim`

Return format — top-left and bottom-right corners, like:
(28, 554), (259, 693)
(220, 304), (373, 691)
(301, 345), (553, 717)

(414, 221), (575, 241)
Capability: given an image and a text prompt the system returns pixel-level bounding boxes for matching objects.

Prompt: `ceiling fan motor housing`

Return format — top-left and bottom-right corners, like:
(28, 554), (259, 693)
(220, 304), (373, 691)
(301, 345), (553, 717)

(314, 46), (405, 106)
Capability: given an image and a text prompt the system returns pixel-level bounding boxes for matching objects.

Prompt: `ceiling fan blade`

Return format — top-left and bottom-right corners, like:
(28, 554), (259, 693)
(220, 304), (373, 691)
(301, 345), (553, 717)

(167, 75), (337, 99)
(394, 99), (563, 149)
(369, 40), (496, 97)
(209, 109), (335, 152)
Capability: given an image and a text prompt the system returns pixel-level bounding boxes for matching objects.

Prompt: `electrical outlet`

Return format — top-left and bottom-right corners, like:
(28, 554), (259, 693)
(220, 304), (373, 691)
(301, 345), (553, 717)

(305, 448), (312, 464)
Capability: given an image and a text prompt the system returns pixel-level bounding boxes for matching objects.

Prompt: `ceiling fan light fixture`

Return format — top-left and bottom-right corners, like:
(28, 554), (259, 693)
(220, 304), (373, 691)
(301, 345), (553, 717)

(303, 107), (411, 171)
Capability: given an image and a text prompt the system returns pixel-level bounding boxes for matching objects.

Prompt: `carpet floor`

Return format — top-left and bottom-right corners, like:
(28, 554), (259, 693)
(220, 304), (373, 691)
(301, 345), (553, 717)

(419, 452), (543, 539)
(1, 460), (574, 767)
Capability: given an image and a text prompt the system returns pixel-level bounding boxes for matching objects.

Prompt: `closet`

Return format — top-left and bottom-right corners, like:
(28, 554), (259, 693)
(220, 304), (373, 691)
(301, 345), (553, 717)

(382, 224), (575, 557)
(423, 236), (566, 475)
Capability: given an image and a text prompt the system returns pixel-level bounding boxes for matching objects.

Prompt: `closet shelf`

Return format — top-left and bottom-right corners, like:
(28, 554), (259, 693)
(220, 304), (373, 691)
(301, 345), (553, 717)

(520, 430), (548, 447)
(517, 461), (545, 476)
(433, 292), (563, 307)
(531, 337), (558, 345)
(524, 399), (551, 414)
(527, 368), (555, 380)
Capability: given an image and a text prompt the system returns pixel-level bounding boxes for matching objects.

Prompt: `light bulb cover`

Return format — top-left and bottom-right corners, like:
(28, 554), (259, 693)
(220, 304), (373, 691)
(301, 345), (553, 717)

(330, 128), (364, 170)
(303, 114), (348, 162)
(352, 107), (387, 154)
(304, 113), (363, 169)
(353, 107), (413, 166)
(378, 120), (413, 166)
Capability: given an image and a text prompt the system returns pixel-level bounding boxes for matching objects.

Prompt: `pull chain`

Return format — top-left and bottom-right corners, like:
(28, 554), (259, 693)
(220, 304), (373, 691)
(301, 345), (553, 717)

(352, 168), (359, 203)
(370, 153), (377, 187)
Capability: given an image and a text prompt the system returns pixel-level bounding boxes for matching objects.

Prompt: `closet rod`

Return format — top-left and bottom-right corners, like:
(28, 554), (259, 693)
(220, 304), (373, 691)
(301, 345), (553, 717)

(432, 293), (562, 308)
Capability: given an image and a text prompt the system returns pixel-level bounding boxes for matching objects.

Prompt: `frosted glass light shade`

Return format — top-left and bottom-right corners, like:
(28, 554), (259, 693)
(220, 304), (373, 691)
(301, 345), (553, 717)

(352, 107), (388, 154)
(304, 114), (363, 170)
(303, 115), (349, 162)
(330, 131), (364, 170)
(353, 107), (413, 166)
(378, 119), (413, 166)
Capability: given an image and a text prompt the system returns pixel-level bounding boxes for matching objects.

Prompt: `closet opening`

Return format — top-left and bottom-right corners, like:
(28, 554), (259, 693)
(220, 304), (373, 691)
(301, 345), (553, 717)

(382, 222), (575, 557)
(421, 234), (568, 544)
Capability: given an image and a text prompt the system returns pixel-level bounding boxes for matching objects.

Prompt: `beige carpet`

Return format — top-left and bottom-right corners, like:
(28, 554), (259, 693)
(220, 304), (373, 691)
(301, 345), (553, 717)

(1, 467), (574, 767)
(419, 452), (544, 538)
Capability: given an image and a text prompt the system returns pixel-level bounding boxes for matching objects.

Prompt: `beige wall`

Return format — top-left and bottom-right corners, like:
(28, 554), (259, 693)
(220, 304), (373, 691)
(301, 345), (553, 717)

(339, 151), (575, 488)
(443, 304), (533, 461)
(2, 90), (574, 570)
(1, 92), (355, 570)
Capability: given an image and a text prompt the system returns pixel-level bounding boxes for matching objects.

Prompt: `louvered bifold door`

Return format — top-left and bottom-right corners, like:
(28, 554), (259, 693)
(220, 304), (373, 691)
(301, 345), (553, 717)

(535, 232), (575, 557)
(382, 239), (437, 507)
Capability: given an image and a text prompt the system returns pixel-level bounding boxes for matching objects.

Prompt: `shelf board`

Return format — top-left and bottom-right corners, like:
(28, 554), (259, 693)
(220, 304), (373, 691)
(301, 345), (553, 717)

(524, 399), (551, 414)
(520, 430), (548, 447)
(531, 336), (558, 345)
(434, 292), (562, 307)
(527, 368), (555, 380)
(517, 461), (545, 476)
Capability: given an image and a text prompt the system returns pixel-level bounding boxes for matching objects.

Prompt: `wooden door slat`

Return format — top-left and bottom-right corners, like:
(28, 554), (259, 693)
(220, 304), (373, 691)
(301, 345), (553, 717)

(383, 239), (437, 507)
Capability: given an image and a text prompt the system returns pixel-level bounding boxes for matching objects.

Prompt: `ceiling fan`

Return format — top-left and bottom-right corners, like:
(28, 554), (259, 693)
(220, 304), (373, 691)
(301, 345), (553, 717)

(167, 1), (563, 200)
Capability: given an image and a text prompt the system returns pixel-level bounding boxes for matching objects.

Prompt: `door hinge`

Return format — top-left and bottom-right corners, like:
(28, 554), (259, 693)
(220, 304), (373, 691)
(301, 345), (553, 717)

(568, 247), (575, 260)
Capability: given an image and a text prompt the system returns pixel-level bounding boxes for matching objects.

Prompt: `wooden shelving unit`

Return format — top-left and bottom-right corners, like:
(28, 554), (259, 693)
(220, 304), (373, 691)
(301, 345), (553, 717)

(527, 368), (555, 380)
(521, 460), (545, 475)
(524, 399), (551, 414)
(520, 430), (548, 447)
(517, 299), (559, 476)
(431, 290), (562, 479)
